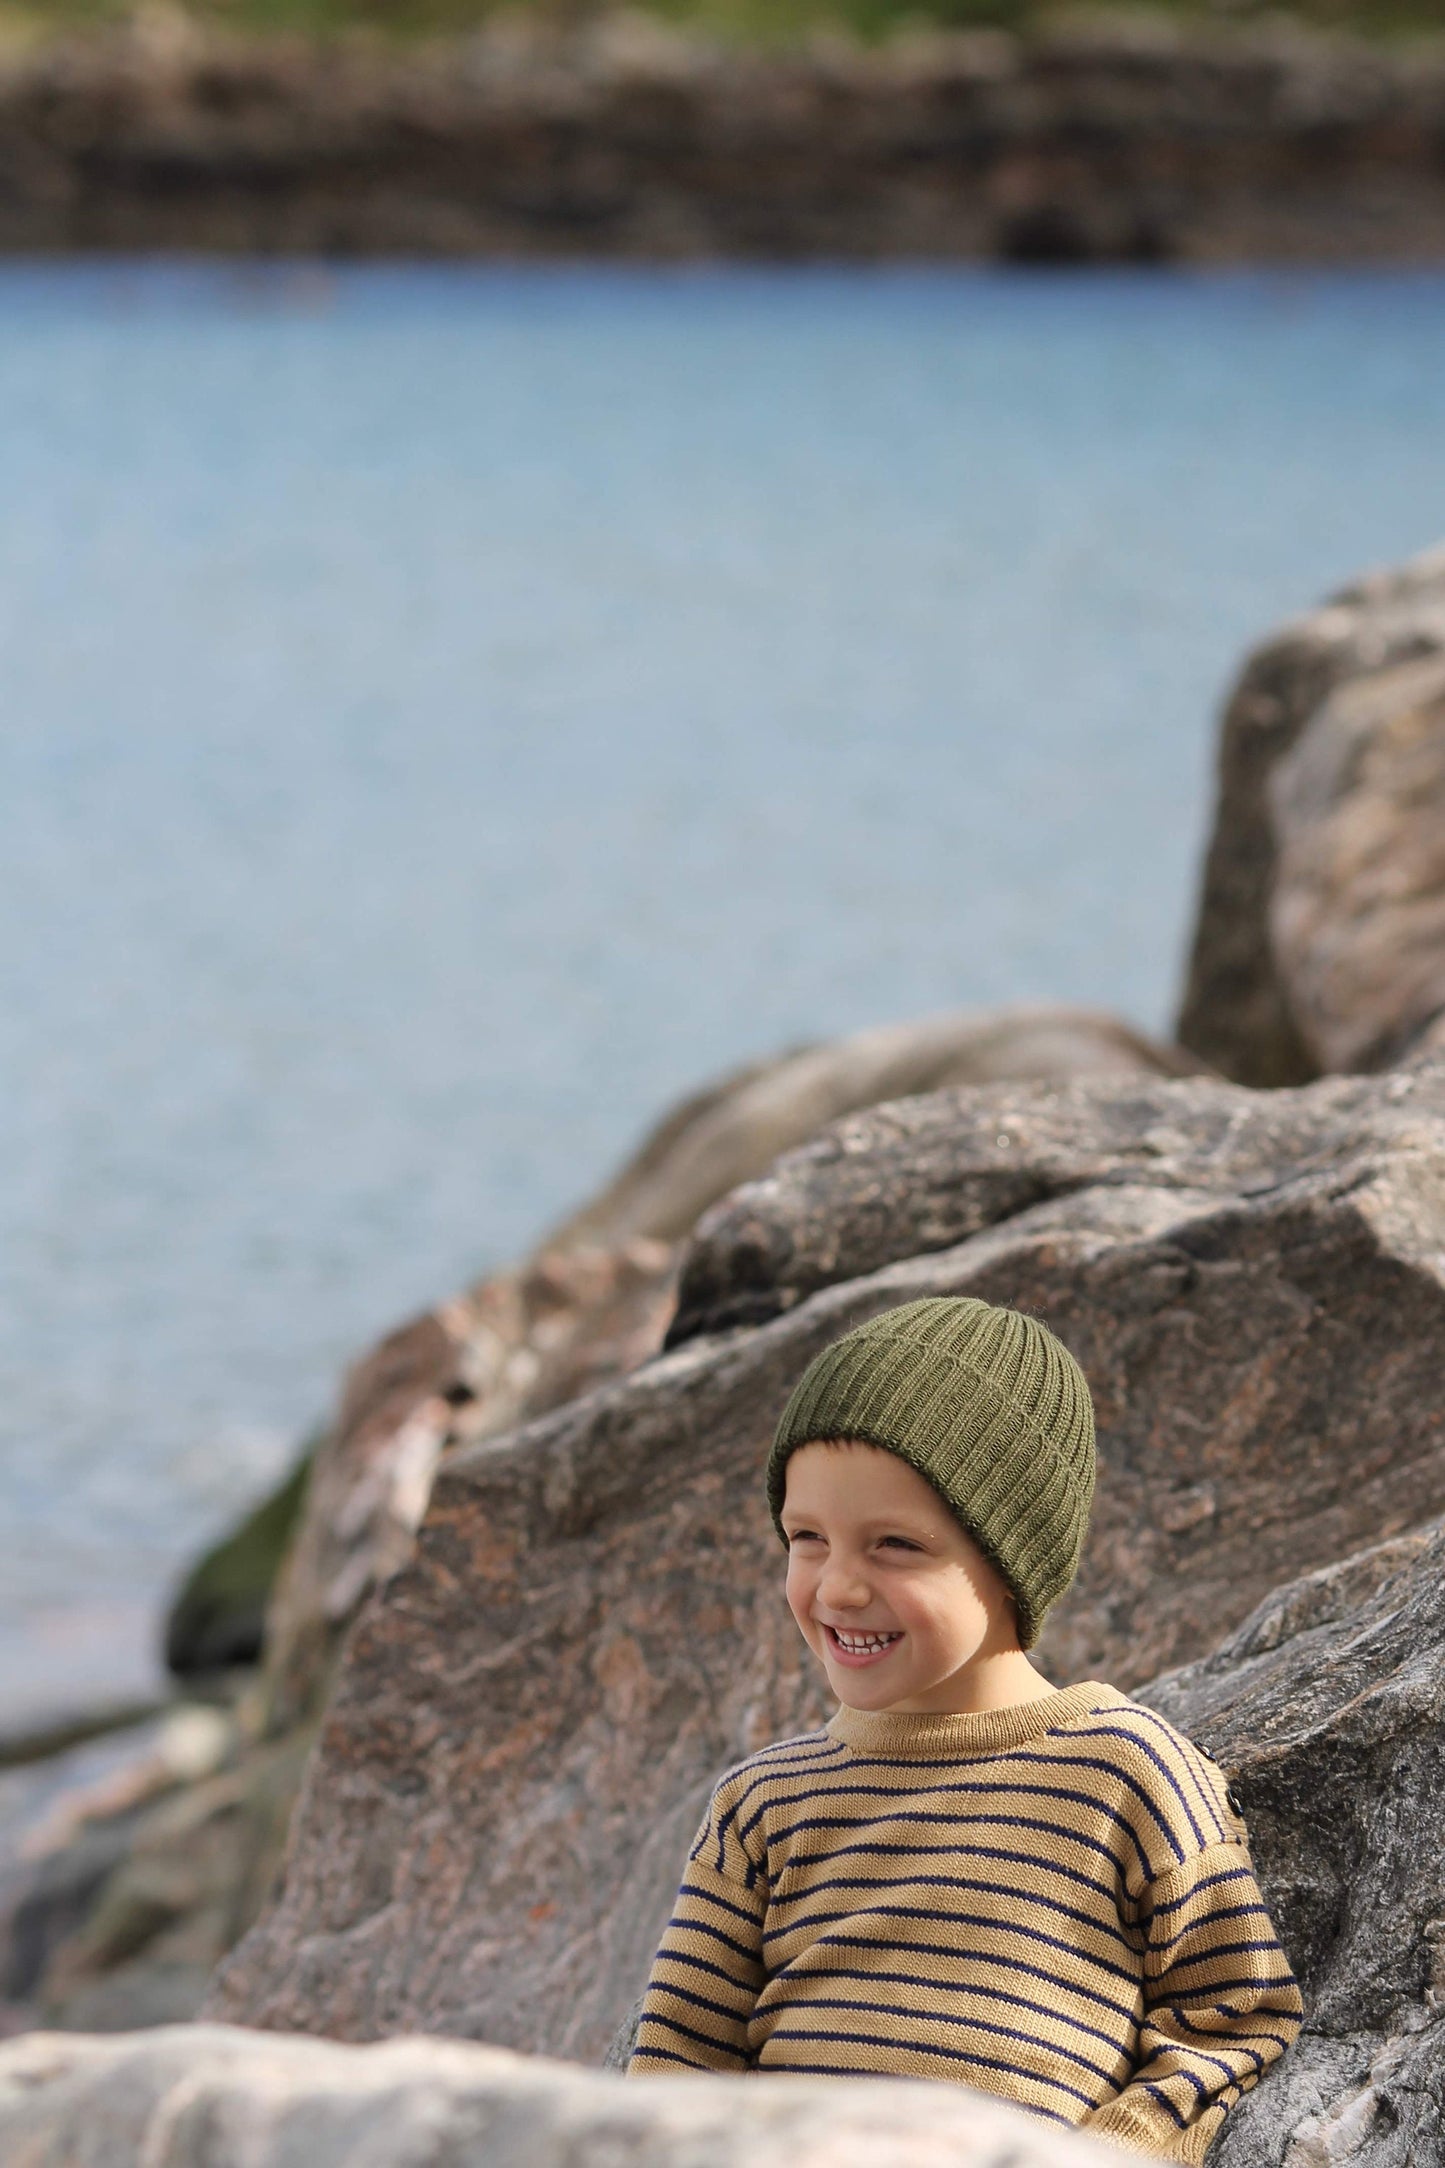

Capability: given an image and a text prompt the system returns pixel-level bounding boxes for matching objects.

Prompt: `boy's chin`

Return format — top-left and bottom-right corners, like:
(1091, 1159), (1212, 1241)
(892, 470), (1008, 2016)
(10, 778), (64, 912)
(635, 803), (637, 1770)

(823, 1659), (919, 1710)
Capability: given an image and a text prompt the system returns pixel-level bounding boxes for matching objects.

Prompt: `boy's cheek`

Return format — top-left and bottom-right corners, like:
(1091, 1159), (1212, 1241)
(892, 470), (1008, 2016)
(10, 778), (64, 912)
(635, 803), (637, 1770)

(783, 1568), (819, 1641)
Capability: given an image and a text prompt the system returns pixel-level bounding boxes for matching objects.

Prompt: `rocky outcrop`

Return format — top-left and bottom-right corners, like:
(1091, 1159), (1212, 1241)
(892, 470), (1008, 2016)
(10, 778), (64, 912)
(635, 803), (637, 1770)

(5, 11), (1445, 261)
(9, 1525), (1444, 2162)
(1177, 544), (1445, 1085)
(4, 1006), (1188, 2037)
(0, 2022), (1115, 2168)
(1144, 1520), (1445, 2168)
(207, 1056), (1445, 2065)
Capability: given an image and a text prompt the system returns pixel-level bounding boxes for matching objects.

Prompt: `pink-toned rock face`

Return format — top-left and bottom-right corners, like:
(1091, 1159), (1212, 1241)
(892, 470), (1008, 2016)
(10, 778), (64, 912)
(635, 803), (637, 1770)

(208, 1062), (1445, 2064)
(1177, 542), (1445, 1086)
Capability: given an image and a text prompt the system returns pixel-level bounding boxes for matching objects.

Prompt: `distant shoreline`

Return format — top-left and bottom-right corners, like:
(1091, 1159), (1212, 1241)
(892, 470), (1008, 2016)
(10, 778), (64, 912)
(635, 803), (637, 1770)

(4, 11), (1445, 260)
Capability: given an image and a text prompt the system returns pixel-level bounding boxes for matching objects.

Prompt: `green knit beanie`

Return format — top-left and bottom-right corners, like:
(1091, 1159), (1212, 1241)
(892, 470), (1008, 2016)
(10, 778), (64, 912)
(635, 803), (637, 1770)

(766, 1296), (1096, 1649)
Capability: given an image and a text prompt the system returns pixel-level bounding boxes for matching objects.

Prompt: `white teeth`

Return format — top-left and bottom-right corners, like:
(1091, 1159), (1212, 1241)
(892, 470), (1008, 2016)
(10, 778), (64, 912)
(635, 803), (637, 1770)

(831, 1629), (900, 1653)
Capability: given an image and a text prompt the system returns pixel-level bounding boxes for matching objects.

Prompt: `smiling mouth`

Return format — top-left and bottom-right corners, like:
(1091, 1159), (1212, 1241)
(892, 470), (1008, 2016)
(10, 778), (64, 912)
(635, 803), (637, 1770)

(822, 1624), (903, 1666)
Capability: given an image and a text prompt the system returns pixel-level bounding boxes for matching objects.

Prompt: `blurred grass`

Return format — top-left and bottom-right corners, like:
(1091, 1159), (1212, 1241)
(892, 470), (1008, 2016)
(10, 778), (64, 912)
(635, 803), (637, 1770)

(1, 0), (1443, 48)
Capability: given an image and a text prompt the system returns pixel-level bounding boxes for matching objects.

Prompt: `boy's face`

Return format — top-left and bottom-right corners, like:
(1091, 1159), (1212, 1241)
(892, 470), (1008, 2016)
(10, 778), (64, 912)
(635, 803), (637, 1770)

(780, 1438), (1021, 1713)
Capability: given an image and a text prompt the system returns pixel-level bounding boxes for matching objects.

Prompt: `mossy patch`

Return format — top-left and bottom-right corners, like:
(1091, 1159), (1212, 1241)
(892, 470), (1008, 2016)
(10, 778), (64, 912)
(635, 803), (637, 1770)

(164, 1446), (316, 1679)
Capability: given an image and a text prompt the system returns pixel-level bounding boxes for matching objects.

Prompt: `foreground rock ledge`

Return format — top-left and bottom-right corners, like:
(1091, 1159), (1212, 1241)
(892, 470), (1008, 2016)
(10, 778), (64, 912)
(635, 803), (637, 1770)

(0, 2024), (1115, 2168)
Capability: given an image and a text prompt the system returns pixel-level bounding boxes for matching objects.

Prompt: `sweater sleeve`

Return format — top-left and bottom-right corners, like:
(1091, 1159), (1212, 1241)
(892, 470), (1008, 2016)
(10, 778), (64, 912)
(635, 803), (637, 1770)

(1086, 1842), (1304, 2164)
(626, 1774), (768, 2076)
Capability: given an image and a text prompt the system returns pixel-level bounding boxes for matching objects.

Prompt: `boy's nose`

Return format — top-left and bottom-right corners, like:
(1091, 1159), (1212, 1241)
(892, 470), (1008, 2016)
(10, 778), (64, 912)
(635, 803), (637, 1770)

(817, 1560), (872, 1609)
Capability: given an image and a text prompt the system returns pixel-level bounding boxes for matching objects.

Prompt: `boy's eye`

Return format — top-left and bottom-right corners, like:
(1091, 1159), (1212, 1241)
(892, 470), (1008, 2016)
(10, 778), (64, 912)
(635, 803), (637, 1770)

(879, 1536), (922, 1552)
(786, 1529), (823, 1546)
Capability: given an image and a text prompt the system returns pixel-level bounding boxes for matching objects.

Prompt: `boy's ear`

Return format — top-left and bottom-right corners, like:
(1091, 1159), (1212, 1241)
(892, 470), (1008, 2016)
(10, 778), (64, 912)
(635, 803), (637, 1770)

(1000, 1587), (1026, 1648)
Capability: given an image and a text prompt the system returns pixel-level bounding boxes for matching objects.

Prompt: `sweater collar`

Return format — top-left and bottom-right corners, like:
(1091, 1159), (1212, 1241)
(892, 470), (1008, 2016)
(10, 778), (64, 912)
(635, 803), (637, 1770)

(825, 1680), (1123, 1761)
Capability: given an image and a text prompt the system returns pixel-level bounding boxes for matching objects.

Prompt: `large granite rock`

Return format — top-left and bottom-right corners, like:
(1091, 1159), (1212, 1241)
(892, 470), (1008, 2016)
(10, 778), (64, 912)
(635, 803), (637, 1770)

(7, 1006), (1187, 2038)
(0, 2023), (1112, 2168)
(207, 1058), (1445, 2062)
(1143, 1520), (1445, 2168)
(1177, 543), (1445, 1085)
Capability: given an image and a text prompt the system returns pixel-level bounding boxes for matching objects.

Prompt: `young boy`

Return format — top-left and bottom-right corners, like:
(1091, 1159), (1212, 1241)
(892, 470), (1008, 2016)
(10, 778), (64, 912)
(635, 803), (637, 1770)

(628, 1296), (1302, 2162)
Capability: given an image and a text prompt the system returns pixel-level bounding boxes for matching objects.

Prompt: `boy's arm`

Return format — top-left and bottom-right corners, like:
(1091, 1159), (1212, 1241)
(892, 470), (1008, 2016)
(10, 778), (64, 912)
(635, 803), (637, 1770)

(1087, 1843), (1304, 2164)
(626, 1780), (768, 2076)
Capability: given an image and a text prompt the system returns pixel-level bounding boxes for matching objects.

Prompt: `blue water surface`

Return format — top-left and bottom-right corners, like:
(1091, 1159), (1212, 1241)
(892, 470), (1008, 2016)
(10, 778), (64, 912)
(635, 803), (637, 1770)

(3, 262), (1444, 1721)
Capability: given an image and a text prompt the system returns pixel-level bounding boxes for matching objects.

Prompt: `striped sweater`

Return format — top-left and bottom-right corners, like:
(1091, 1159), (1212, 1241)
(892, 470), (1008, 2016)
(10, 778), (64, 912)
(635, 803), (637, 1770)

(627, 1681), (1302, 2163)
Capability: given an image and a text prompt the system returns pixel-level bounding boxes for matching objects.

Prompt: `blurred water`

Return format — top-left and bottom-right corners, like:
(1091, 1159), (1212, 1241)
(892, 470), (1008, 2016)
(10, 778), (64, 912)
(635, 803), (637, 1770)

(3, 262), (1445, 1726)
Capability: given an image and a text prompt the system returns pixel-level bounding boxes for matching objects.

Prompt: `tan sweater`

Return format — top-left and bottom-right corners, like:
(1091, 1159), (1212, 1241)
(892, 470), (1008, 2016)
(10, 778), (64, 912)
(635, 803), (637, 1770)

(627, 1682), (1302, 2163)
